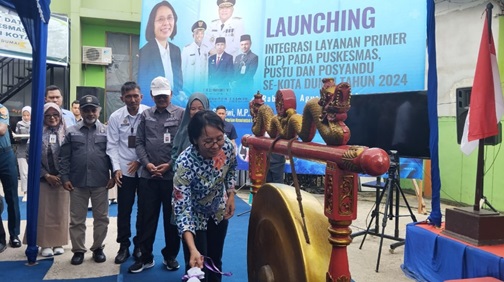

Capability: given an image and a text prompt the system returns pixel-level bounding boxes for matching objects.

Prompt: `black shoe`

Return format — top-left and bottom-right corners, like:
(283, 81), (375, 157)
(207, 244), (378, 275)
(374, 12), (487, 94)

(71, 252), (85, 265)
(163, 258), (180, 271)
(114, 247), (130, 264)
(128, 259), (155, 273)
(0, 242), (6, 253)
(9, 236), (21, 248)
(133, 246), (142, 261)
(92, 248), (106, 263)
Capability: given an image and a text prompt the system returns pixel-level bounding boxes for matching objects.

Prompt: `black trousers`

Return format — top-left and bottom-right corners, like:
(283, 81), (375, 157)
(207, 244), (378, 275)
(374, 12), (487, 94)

(182, 219), (229, 282)
(137, 178), (180, 263)
(116, 175), (140, 249)
(0, 148), (20, 238)
(267, 153), (285, 183)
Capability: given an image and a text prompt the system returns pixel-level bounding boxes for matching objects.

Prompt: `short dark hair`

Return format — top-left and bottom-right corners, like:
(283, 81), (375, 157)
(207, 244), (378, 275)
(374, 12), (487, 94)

(145, 1), (178, 42)
(71, 100), (80, 106)
(216, 105), (226, 111)
(121, 81), (141, 96)
(45, 85), (61, 97)
(188, 110), (225, 145)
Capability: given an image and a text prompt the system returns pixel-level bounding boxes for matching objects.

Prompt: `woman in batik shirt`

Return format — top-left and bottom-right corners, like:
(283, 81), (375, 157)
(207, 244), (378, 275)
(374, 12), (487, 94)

(173, 110), (236, 282)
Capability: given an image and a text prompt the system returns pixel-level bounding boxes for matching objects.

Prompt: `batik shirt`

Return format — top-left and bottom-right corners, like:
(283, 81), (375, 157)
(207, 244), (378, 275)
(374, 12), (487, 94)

(173, 137), (236, 237)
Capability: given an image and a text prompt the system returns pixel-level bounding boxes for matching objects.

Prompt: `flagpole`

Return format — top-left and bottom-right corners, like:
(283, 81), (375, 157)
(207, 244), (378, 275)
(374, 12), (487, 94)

(447, 2), (504, 246)
(473, 3), (493, 212)
(473, 140), (484, 211)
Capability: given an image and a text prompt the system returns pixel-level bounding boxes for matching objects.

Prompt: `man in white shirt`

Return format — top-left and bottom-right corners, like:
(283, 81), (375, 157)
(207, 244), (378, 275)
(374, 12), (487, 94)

(106, 81), (149, 264)
(45, 85), (77, 127)
(205, 0), (244, 57)
(181, 20), (209, 92)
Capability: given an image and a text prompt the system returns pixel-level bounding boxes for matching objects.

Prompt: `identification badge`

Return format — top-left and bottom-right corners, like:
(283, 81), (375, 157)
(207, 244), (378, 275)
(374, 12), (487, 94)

(49, 134), (56, 144)
(240, 65), (246, 74)
(128, 135), (136, 148)
(164, 133), (171, 144)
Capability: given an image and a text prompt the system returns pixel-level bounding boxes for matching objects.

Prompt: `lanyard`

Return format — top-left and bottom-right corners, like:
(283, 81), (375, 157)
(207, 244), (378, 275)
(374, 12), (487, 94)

(127, 114), (140, 134)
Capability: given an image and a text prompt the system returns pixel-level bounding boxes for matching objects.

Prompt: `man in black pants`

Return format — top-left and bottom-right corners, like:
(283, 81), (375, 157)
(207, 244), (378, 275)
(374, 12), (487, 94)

(0, 195), (6, 252)
(129, 77), (183, 273)
(267, 153), (285, 184)
(107, 81), (149, 264)
(0, 103), (21, 249)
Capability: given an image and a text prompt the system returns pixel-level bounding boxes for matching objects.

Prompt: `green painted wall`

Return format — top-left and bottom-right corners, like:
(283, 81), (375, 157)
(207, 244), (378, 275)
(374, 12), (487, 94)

(51, 0), (141, 23)
(51, 0), (70, 13)
(50, 0), (141, 101)
(437, 117), (504, 210)
(80, 23), (140, 89)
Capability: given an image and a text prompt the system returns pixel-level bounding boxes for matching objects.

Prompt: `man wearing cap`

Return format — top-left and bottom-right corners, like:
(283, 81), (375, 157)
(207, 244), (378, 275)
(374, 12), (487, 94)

(129, 76), (183, 273)
(0, 103), (21, 250)
(106, 81), (149, 264)
(60, 95), (115, 265)
(182, 20), (210, 92)
(208, 37), (234, 88)
(233, 34), (258, 90)
(206, 0), (244, 57)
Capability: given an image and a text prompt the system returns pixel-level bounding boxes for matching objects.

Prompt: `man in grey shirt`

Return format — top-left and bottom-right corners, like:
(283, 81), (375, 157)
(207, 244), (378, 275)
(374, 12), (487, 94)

(60, 95), (115, 266)
(128, 77), (184, 274)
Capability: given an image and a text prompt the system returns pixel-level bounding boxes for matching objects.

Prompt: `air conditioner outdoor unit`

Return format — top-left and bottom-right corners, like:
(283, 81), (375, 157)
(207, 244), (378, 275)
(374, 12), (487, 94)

(82, 46), (112, 65)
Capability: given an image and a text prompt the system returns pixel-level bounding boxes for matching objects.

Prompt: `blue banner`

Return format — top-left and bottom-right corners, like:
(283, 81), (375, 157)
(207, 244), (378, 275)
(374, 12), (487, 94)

(139, 0), (427, 173)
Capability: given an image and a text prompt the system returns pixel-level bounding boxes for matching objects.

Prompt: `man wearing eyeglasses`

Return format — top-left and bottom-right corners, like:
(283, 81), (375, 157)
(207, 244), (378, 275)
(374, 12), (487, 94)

(59, 95), (115, 266)
(129, 76), (184, 274)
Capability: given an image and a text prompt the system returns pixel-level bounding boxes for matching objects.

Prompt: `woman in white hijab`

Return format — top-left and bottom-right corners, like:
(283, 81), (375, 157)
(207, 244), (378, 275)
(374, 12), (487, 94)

(23, 103), (70, 257)
(15, 106), (31, 201)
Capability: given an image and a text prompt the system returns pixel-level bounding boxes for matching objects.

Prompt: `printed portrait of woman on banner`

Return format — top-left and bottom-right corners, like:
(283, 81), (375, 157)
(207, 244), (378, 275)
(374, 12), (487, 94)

(138, 1), (184, 102)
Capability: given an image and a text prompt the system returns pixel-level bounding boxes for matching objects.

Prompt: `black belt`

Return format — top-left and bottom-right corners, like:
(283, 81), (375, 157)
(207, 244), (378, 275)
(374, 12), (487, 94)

(0, 146), (12, 153)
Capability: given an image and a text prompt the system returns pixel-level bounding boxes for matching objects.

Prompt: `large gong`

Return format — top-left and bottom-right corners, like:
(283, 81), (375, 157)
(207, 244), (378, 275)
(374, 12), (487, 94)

(247, 183), (331, 281)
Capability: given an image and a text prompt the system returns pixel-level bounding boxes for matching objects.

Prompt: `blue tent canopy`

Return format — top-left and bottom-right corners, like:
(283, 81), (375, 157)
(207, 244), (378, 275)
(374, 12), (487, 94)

(0, 0), (51, 263)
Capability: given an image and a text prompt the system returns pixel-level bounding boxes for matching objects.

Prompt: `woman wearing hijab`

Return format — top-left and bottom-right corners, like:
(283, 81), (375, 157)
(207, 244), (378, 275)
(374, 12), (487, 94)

(26, 103), (70, 257)
(15, 106), (31, 201)
(172, 92), (210, 162)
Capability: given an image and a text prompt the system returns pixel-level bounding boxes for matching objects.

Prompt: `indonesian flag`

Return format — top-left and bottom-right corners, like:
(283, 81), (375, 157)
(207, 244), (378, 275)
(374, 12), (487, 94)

(460, 12), (504, 155)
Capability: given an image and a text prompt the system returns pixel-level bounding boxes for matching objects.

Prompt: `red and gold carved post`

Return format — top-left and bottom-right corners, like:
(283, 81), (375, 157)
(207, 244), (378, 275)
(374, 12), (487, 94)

(324, 146), (390, 281)
(243, 136), (390, 280)
(324, 162), (356, 282)
(248, 145), (267, 197)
